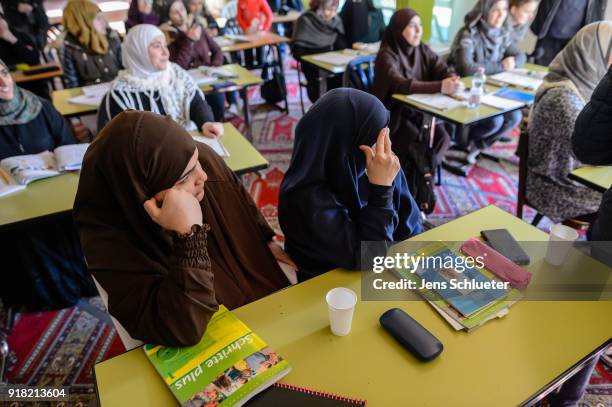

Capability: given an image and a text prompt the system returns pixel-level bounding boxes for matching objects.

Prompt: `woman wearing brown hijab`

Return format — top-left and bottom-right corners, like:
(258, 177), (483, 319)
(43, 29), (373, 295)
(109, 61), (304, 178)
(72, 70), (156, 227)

(73, 111), (293, 347)
(372, 8), (462, 211)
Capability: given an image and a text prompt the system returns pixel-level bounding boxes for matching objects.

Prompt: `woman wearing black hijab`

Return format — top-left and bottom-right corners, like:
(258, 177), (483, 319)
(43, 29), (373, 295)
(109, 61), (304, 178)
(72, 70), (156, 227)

(279, 89), (423, 280)
(74, 111), (293, 347)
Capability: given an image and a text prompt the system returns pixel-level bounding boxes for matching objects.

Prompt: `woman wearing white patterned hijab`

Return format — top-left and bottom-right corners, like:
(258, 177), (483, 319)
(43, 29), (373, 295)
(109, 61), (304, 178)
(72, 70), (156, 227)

(98, 24), (223, 138)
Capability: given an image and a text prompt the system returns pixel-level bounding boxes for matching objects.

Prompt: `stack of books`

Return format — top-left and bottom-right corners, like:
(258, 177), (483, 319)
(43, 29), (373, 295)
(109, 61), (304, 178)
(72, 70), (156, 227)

(392, 242), (523, 332)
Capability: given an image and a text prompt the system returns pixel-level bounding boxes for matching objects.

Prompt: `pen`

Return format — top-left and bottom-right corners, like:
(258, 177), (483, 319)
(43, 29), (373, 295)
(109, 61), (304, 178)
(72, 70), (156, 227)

(0, 168), (11, 184)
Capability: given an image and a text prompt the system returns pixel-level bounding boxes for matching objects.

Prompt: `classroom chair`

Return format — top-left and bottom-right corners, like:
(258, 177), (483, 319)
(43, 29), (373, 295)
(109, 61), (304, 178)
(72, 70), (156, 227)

(296, 61), (308, 114)
(343, 55), (376, 94)
(516, 130), (592, 231)
(92, 277), (144, 351)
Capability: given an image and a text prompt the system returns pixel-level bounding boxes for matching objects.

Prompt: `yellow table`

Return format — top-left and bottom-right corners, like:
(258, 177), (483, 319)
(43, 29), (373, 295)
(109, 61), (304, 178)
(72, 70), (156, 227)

(93, 205), (612, 406)
(0, 124), (267, 230)
(569, 166), (612, 193)
(11, 63), (63, 83)
(218, 32), (289, 53)
(392, 63), (548, 147)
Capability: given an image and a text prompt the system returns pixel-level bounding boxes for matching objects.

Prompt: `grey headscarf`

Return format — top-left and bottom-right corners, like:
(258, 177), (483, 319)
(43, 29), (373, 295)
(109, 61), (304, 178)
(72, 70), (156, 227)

(541, 21), (612, 103)
(463, 0), (509, 62)
(292, 9), (344, 49)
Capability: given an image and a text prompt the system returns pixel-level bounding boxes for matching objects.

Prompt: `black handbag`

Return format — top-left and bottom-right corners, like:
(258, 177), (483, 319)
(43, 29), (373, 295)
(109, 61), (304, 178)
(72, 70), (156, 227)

(260, 62), (287, 105)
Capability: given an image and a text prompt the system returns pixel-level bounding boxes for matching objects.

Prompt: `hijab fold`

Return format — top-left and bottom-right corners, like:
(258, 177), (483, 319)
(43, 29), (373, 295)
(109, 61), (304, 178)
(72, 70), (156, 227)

(0, 60), (42, 126)
(538, 22), (612, 104)
(63, 0), (109, 54)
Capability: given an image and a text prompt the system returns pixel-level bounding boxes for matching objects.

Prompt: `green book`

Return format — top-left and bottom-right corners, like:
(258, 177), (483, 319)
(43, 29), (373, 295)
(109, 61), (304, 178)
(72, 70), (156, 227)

(144, 305), (291, 406)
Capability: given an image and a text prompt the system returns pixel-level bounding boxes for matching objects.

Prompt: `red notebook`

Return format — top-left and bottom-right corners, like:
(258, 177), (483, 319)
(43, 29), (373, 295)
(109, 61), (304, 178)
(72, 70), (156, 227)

(245, 382), (366, 406)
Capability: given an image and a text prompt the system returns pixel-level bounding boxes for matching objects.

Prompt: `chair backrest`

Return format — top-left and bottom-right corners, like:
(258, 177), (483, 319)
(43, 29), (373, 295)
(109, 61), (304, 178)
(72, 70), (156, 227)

(92, 276), (144, 351)
(516, 128), (529, 218)
(343, 55), (375, 93)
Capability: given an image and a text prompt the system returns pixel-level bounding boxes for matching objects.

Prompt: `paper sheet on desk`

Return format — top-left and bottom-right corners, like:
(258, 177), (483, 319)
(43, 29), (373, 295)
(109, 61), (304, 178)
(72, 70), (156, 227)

(405, 93), (465, 111)
(311, 51), (360, 66)
(490, 72), (543, 90)
(68, 83), (110, 106)
(192, 135), (230, 157)
(481, 94), (526, 110)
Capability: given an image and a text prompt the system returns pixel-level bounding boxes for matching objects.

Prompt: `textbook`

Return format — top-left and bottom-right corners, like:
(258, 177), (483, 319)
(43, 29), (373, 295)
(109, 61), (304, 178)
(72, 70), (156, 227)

(144, 305), (291, 407)
(489, 71), (543, 90)
(0, 144), (89, 186)
(494, 88), (535, 104)
(405, 93), (465, 111)
(191, 134), (230, 157)
(246, 382), (367, 406)
(391, 242), (522, 331)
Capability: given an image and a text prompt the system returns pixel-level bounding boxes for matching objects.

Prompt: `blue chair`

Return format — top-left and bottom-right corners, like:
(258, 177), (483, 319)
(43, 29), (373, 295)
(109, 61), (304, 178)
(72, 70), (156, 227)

(343, 55), (375, 93)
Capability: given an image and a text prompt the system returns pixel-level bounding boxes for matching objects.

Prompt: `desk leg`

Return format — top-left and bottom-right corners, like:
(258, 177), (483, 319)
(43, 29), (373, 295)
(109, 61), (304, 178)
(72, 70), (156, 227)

(274, 44), (289, 114)
(318, 68), (328, 99)
(240, 87), (253, 142)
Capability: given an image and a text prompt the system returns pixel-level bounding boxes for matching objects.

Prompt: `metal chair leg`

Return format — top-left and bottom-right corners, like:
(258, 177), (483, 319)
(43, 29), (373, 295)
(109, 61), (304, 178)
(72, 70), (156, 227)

(0, 307), (14, 384)
(532, 213), (544, 227)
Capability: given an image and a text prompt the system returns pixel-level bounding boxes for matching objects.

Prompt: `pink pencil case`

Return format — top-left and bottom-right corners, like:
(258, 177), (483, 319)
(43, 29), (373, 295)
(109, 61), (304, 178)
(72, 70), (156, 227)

(460, 238), (532, 289)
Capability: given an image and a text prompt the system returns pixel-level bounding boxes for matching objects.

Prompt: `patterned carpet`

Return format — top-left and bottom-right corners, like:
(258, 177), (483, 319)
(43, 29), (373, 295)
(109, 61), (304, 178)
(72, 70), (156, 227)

(3, 61), (609, 407)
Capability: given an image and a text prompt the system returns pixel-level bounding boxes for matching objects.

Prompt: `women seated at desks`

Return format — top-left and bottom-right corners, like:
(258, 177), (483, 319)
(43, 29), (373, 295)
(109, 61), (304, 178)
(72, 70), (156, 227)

(279, 89), (423, 280)
(97, 24), (223, 138)
(373, 8), (461, 183)
(291, 0), (345, 103)
(237, 0), (272, 34)
(74, 111), (293, 346)
(61, 0), (122, 89)
(526, 22), (612, 224)
(505, 0), (539, 46)
(162, 0), (227, 121)
(0, 59), (95, 310)
(449, 0), (523, 163)
(573, 64), (612, 266)
(340, 0), (385, 46)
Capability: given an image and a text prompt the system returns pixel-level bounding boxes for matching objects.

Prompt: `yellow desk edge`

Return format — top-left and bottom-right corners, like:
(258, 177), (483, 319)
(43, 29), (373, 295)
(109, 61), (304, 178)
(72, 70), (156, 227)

(93, 205), (612, 407)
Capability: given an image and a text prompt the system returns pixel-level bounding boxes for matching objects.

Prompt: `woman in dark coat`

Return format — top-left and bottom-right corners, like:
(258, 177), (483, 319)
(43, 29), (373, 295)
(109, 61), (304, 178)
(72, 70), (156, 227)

(74, 111), (293, 346)
(291, 0), (346, 102)
(573, 64), (612, 265)
(0, 0), (49, 52)
(373, 8), (461, 199)
(279, 88), (423, 280)
(0, 60), (95, 310)
(339, 0), (385, 45)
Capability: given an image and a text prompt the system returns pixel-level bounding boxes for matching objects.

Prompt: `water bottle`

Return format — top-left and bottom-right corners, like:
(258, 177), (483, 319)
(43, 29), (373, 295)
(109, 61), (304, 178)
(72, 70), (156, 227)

(468, 67), (486, 108)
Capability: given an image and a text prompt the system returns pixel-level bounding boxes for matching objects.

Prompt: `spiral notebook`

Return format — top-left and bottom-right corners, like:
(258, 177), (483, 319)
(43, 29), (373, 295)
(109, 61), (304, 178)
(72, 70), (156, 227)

(245, 382), (366, 406)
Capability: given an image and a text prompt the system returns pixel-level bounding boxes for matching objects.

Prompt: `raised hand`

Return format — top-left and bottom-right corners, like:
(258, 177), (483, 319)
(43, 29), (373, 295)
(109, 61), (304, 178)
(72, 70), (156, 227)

(359, 127), (401, 187)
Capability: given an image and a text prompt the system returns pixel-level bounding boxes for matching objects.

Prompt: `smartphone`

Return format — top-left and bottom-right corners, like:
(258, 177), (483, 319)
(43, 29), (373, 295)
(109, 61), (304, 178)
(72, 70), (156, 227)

(480, 229), (530, 265)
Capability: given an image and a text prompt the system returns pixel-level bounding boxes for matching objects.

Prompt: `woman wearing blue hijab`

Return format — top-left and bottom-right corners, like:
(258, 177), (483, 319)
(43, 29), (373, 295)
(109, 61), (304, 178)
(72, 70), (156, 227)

(279, 88), (423, 280)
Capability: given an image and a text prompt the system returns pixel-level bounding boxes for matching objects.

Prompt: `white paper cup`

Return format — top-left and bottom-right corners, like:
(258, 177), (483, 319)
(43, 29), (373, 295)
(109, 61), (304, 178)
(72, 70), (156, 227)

(545, 224), (579, 266)
(326, 287), (357, 336)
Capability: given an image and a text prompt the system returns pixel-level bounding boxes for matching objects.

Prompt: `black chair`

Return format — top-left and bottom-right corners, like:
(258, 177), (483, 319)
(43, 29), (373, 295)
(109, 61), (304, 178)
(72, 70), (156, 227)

(516, 129), (544, 225)
(343, 55), (375, 93)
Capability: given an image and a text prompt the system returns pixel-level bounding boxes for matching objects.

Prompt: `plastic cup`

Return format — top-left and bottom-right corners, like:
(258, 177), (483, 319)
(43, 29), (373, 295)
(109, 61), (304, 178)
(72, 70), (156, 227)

(545, 224), (579, 266)
(326, 287), (357, 336)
